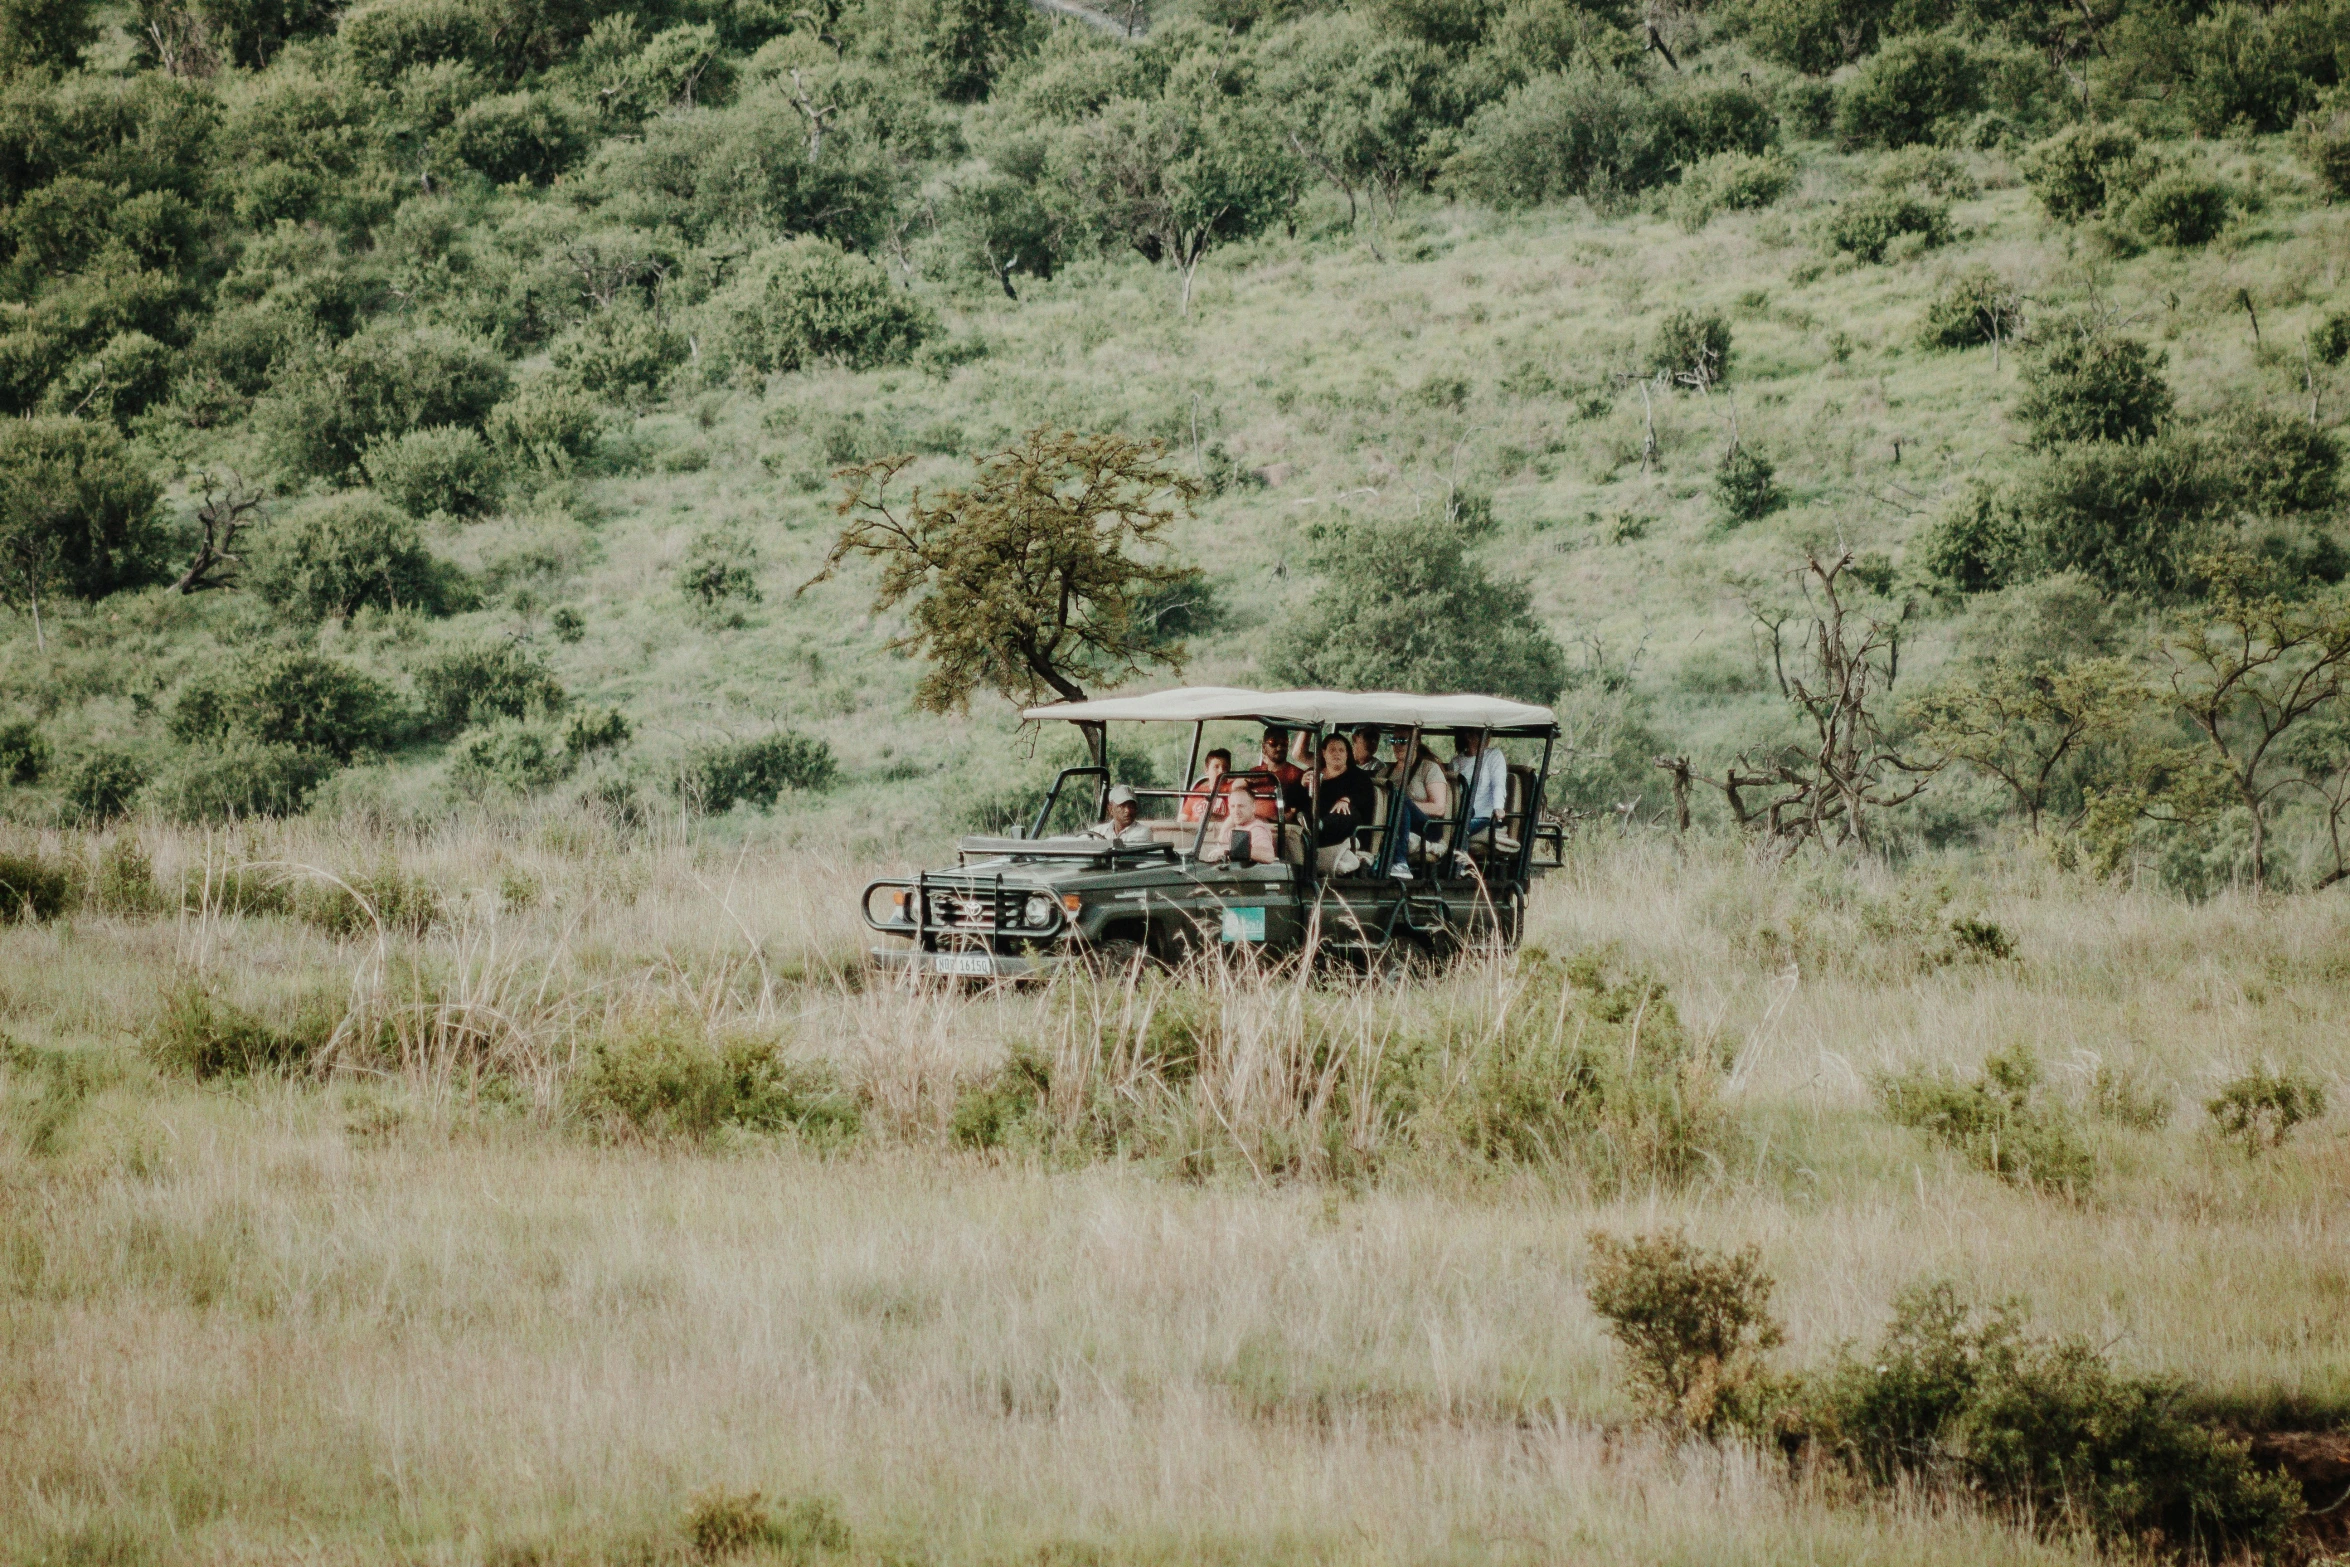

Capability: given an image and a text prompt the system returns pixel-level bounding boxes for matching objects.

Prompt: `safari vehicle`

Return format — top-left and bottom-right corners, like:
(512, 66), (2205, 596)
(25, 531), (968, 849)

(861, 687), (1563, 979)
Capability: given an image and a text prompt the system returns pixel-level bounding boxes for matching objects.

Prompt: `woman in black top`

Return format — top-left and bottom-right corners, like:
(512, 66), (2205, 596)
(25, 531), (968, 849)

(1311, 733), (1377, 849)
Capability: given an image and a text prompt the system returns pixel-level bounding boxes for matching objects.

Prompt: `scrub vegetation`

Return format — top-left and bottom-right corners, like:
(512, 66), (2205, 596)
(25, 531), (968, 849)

(3, 0), (2350, 1556)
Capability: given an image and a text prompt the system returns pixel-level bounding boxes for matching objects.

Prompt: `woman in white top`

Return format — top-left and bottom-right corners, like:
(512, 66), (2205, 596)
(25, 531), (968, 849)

(1384, 732), (1451, 879)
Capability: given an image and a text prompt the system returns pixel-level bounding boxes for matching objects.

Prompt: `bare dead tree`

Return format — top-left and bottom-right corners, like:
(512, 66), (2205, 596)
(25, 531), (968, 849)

(144, 2), (220, 78)
(788, 70), (842, 160)
(173, 474), (265, 594)
(1612, 369), (1665, 473)
(1656, 553), (1940, 854)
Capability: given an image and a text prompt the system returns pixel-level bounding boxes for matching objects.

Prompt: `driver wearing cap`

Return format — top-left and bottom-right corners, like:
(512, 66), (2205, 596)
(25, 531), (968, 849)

(1089, 784), (1156, 847)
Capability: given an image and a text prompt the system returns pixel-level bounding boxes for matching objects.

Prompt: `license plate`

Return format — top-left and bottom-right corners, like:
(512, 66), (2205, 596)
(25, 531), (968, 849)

(1221, 907), (1266, 943)
(934, 952), (995, 977)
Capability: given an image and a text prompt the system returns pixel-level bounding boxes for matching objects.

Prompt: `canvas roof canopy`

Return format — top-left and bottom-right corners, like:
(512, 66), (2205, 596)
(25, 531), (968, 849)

(1022, 687), (1558, 734)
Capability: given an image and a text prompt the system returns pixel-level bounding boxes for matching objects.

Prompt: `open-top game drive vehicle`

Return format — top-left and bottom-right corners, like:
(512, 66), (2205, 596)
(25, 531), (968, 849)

(861, 686), (1563, 979)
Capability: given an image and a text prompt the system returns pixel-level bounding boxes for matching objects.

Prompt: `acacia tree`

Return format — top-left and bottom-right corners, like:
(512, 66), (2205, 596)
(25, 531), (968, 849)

(804, 428), (1201, 711)
(1906, 654), (2143, 833)
(1052, 87), (1295, 314)
(2158, 559), (2350, 891)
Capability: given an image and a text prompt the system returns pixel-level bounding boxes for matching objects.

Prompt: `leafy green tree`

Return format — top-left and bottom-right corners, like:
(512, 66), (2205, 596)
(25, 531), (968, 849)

(1052, 87), (1296, 314)
(703, 236), (933, 373)
(808, 429), (1200, 710)
(2159, 561), (2350, 892)
(2019, 122), (2145, 222)
(1910, 655), (2144, 834)
(1261, 12), (1452, 240)
(0, 417), (168, 640)
(256, 323), (511, 483)
(938, 167), (1066, 299)
(2016, 329), (2172, 448)
(1834, 31), (1987, 149)
(1266, 516), (1566, 704)
(1441, 65), (1674, 209)
(0, 0), (96, 72)
(247, 493), (466, 620)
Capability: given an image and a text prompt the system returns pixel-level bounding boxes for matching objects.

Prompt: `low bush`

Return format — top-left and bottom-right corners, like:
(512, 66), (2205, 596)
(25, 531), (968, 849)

(681, 733), (838, 812)
(1663, 82), (1779, 165)
(2019, 122), (2145, 221)
(704, 237), (934, 377)
(486, 374), (609, 474)
(563, 706), (630, 757)
(451, 720), (574, 795)
(0, 846), (78, 922)
(248, 493), (469, 620)
(146, 983), (339, 1078)
(2020, 432), (2215, 597)
(149, 739), (340, 822)
(1834, 31), (1987, 150)
(1671, 151), (1795, 231)
(412, 640), (566, 738)
(1585, 1230), (1787, 1437)
(1825, 190), (1951, 262)
(2300, 86), (2350, 198)
(1808, 1283), (2301, 1557)
(2123, 169), (2234, 248)
(1440, 65), (1677, 208)
(1876, 1043), (2093, 1192)
(2314, 309), (2350, 368)
(1714, 445), (1783, 523)
(0, 416), (171, 601)
(2199, 407), (2341, 516)
(2205, 1064), (2326, 1151)
(678, 528), (763, 624)
(255, 322), (510, 484)
(362, 425), (504, 519)
(1651, 308), (1732, 383)
(0, 718), (48, 785)
(168, 648), (401, 762)
(1918, 266), (2022, 351)
(441, 89), (591, 186)
(60, 749), (148, 823)
(2016, 329), (2172, 448)
(576, 1023), (861, 1142)
(682, 1488), (851, 1561)
(950, 1044), (1053, 1152)
(92, 836), (165, 917)
(1, 1034), (116, 1156)
(550, 302), (687, 406)
(1872, 146), (1976, 198)
(289, 862), (443, 938)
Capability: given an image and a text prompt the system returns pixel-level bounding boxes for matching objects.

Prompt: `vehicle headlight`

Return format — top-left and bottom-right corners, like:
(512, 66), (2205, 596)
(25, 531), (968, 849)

(1024, 894), (1055, 928)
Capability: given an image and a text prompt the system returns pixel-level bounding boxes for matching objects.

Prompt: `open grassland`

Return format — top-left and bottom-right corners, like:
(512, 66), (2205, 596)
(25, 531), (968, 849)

(5, 820), (2348, 1564)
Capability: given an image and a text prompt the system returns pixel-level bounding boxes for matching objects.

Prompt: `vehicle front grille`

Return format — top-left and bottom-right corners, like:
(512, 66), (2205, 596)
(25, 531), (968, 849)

(930, 888), (1006, 930)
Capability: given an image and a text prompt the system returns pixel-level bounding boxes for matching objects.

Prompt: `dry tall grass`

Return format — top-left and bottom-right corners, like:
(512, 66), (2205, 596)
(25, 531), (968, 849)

(3, 815), (2347, 1564)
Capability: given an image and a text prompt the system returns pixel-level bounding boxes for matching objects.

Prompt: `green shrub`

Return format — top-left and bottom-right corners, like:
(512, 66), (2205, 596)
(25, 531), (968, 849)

(2019, 122), (2144, 222)
(2314, 309), (2350, 368)
(1810, 1283), (2301, 1557)
(1871, 145), (1975, 198)
(2182, 0), (2339, 136)
(1652, 308), (1732, 383)
(682, 1488), (852, 1562)
(289, 862), (442, 937)
(0, 415), (170, 601)
(1670, 150), (1795, 231)
(550, 606), (587, 642)
(1663, 82), (1778, 164)
(2199, 407), (2341, 516)
(441, 89), (591, 186)
(61, 748), (148, 824)
(1825, 189), (1951, 262)
(92, 835), (164, 916)
(485, 374), (609, 474)
(450, 720), (573, 795)
(2016, 329), (2172, 448)
(562, 706), (629, 757)
(0, 846), (77, 922)
(2020, 433), (2217, 598)
(549, 303), (687, 406)
(255, 323), (511, 483)
(0, 718), (49, 785)
(678, 528), (762, 624)
(2299, 85), (2350, 198)
(2123, 169), (2233, 247)
(248, 493), (468, 620)
(0, 1033), (116, 1156)
(950, 1043), (1053, 1152)
(2204, 1064), (2325, 1151)
(145, 982), (339, 1078)
(412, 640), (566, 738)
(1835, 32), (1987, 150)
(149, 739), (340, 822)
(168, 648), (400, 761)
(337, 0), (490, 84)
(362, 425), (504, 519)
(1876, 1043), (2093, 1192)
(1918, 266), (2022, 351)
(45, 329), (175, 429)
(1585, 1230), (1786, 1437)
(1440, 65), (1677, 208)
(704, 237), (934, 377)
(680, 732), (838, 812)
(1266, 516), (1566, 704)
(576, 1023), (861, 1142)
(1714, 445), (1783, 524)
